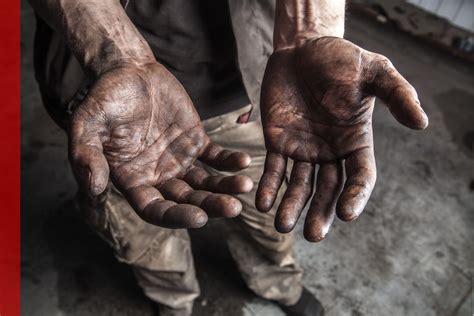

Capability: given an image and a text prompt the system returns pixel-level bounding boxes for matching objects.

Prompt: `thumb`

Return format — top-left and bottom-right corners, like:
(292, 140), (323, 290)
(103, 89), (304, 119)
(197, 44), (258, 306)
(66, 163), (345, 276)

(69, 144), (109, 196)
(371, 55), (428, 130)
(69, 102), (109, 196)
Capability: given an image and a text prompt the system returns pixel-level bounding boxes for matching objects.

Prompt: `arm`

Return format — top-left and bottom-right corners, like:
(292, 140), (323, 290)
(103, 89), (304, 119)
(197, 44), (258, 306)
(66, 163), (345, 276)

(256, 0), (428, 241)
(273, 0), (345, 50)
(28, 0), (154, 77)
(30, 0), (253, 228)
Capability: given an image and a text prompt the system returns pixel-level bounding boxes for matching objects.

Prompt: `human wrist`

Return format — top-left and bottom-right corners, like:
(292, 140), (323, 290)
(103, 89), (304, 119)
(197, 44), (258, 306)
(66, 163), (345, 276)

(273, 0), (345, 51)
(63, 4), (155, 77)
(82, 40), (155, 78)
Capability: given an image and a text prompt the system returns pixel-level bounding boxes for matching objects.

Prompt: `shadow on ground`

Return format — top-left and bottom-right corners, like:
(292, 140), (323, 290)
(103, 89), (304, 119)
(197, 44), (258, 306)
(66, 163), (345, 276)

(43, 200), (253, 316)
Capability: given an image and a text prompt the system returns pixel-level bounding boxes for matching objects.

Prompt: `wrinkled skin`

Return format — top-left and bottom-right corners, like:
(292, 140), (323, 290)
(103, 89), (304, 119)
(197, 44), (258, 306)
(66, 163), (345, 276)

(70, 62), (253, 229)
(256, 37), (428, 241)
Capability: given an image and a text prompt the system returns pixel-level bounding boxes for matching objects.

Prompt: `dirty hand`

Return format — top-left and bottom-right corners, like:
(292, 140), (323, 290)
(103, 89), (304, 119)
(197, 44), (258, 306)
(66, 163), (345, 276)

(256, 37), (428, 241)
(70, 62), (253, 228)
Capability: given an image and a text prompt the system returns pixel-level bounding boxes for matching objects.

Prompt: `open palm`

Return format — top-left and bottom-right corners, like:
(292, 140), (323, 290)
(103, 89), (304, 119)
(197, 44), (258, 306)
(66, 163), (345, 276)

(256, 37), (428, 241)
(70, 62), (253, 228)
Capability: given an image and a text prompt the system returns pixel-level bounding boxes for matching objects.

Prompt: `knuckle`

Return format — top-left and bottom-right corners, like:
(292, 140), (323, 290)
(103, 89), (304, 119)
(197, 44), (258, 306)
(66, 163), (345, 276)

(375, 54), (393, 70)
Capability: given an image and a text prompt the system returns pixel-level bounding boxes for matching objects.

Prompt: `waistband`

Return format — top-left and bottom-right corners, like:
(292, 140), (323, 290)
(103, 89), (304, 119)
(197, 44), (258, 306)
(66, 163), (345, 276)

(201, 104), (253, 134)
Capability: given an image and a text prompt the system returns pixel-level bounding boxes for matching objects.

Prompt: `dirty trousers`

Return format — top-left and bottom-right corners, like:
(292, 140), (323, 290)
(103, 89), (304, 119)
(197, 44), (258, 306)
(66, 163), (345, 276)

(81, 105), (303, 314)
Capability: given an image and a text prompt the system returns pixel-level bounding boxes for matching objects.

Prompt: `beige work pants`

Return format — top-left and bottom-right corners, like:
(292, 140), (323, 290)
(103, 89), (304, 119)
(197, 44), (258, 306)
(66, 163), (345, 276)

(79, 105), (303, 316)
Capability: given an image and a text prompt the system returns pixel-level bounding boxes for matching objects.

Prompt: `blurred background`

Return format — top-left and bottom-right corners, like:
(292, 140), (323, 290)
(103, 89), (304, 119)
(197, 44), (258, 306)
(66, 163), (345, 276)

(21, 0), (473, 315)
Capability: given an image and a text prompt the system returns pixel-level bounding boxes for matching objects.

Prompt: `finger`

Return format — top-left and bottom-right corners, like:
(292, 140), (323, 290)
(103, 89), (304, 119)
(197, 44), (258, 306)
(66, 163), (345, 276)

(304, 162), (344, 242)
(159, 179), (242, 218)
(69, 105), (109, 196)
(69, 144), (109, 196)
(371, 55), (428, 130)
(336, 147), (376, 222)
(275, 162), (315, 233)
(256, 153), (288, 212)
(199, 141), (251, 171)
(183, 166), (253, 194)
(124, 185), (208, 228)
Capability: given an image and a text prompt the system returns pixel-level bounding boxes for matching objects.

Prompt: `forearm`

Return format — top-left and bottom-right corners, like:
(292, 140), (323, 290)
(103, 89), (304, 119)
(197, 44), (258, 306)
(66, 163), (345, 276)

(28, 0), (154, 77)
(274, 0), (345, 50)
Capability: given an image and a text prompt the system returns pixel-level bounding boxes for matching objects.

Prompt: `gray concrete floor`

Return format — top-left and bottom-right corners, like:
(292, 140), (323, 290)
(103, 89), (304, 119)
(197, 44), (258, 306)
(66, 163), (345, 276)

(20, 2), (474, 316)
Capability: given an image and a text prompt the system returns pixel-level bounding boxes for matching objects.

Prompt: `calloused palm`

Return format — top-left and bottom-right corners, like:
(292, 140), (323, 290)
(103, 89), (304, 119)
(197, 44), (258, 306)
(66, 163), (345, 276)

(70, 62), (253, 228)
(256, 37), (428, 241)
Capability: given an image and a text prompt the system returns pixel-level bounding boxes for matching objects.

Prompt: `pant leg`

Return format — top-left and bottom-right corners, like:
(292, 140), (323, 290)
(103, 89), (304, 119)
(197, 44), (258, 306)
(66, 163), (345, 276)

(40, 48), (199, 314)
(77, 185), (199, 314)
(201, 106), (303, 306)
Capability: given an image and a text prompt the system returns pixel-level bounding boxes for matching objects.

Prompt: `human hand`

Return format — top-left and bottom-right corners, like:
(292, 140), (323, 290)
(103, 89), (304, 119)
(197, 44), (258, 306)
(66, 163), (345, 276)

(256, 37), (428, 241)
(70, 62), (253, 229)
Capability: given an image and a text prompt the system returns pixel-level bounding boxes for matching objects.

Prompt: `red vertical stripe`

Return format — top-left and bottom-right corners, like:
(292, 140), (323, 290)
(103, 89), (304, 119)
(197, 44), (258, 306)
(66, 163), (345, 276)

(0, 0), (21, 315)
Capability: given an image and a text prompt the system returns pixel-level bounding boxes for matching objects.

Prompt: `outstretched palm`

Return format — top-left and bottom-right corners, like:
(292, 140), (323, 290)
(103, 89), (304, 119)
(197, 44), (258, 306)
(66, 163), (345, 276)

(256, 37), (428, 241)
(70, 62), (252, 228)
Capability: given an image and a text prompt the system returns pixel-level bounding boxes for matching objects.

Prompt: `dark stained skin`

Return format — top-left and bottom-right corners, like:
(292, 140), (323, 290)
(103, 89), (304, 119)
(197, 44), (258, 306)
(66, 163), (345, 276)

(256, 36), (428, 241)
(30, 0), (428, 241)
(28, 0), (254, 229)
(70, 62), (254, 229)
